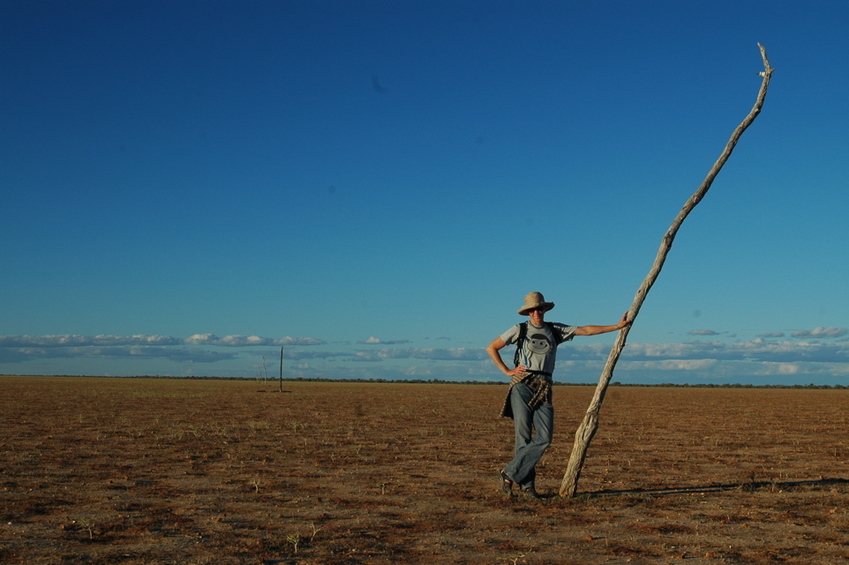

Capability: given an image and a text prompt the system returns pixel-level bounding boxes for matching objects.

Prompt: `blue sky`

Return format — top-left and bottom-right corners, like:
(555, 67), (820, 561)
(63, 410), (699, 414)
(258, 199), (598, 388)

(2, 1), (847, 385)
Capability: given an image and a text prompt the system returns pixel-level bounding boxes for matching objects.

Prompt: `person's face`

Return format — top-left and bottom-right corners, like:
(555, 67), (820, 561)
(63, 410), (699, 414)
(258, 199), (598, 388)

(528, 308), (545, 325)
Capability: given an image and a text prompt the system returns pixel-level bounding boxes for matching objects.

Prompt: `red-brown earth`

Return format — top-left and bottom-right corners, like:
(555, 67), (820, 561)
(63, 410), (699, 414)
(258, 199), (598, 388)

(1, 376), (848, 564)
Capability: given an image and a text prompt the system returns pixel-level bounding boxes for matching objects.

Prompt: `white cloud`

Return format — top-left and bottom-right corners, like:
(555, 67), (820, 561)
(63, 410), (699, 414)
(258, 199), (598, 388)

(0, 334), (183, 347)
(623, 338), (849, 364)
(358, 337), (410, 345)
(0, 344), (237, 363)
(791, 327), (848, 339)
(184, 333), (216, 345)
(627, 359), (718, 371)
(353, 347), (488, 362)
(216, 335), (268, 347)
(281, 350), (354, 361)
(0, 333), (326, 366)
(184, 334), (324, 346)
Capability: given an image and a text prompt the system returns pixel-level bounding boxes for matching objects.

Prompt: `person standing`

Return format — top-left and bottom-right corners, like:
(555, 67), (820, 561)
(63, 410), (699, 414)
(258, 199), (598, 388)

(486, 291), (630, 498)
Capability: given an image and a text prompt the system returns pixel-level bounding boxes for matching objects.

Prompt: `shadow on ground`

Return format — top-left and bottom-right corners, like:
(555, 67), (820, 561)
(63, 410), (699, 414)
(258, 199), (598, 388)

(585, 477), (849, 498)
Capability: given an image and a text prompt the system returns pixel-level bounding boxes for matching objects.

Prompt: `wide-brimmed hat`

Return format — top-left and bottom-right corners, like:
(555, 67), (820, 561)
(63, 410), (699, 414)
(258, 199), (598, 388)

(518, 292), (555, 315)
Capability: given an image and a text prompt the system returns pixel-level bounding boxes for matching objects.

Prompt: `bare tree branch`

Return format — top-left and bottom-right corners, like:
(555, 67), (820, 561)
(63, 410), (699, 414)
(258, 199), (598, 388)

(559, 44), (775, 498)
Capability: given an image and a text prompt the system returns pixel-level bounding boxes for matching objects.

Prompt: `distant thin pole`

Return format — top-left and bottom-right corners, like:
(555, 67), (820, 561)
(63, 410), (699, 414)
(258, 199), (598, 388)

(279, 345), (284, 392)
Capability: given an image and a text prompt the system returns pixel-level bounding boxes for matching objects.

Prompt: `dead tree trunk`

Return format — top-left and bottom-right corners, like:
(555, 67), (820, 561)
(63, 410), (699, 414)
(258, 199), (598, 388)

(559, 44), (774, 498)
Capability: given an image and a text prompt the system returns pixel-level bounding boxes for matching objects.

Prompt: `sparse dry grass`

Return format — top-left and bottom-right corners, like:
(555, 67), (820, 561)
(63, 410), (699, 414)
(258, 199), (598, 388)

(1, 376), (848, 564)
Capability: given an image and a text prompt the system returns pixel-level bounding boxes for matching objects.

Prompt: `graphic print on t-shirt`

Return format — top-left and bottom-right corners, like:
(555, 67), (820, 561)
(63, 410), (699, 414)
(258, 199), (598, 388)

(526, 332), (553, 357)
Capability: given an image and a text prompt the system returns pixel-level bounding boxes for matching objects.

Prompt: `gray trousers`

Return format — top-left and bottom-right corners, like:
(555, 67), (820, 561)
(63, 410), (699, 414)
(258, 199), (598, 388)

(503, 382), (553, 489)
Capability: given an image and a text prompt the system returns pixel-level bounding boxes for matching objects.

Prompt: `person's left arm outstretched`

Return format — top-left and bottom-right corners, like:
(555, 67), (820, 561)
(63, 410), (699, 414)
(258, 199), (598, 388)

(574, 312), (631, 336)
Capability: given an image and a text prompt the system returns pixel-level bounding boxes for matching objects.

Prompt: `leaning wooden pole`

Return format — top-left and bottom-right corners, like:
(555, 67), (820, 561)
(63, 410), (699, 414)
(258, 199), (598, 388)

(559, 44), (774, 498)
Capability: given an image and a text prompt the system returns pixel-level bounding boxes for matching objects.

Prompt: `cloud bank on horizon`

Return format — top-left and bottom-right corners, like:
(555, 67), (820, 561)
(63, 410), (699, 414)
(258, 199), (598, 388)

(2, 328), (846, 385)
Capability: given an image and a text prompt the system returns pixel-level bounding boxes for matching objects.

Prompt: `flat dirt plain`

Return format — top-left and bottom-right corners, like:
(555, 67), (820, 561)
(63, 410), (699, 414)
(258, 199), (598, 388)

(2, 377), (848, 564)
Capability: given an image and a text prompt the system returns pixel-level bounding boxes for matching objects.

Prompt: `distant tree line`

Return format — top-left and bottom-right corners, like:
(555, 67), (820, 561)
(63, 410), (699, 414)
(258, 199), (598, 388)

(12, 374), (846, 389)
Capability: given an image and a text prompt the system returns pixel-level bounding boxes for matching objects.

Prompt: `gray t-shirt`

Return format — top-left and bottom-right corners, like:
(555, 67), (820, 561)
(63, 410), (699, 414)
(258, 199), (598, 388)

(500, 322), (576, 375)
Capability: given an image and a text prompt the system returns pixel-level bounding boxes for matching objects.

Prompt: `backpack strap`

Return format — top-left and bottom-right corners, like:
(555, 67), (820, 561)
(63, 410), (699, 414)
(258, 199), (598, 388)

(513, 322), (528, 368)
(548, 322), (565, 345)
